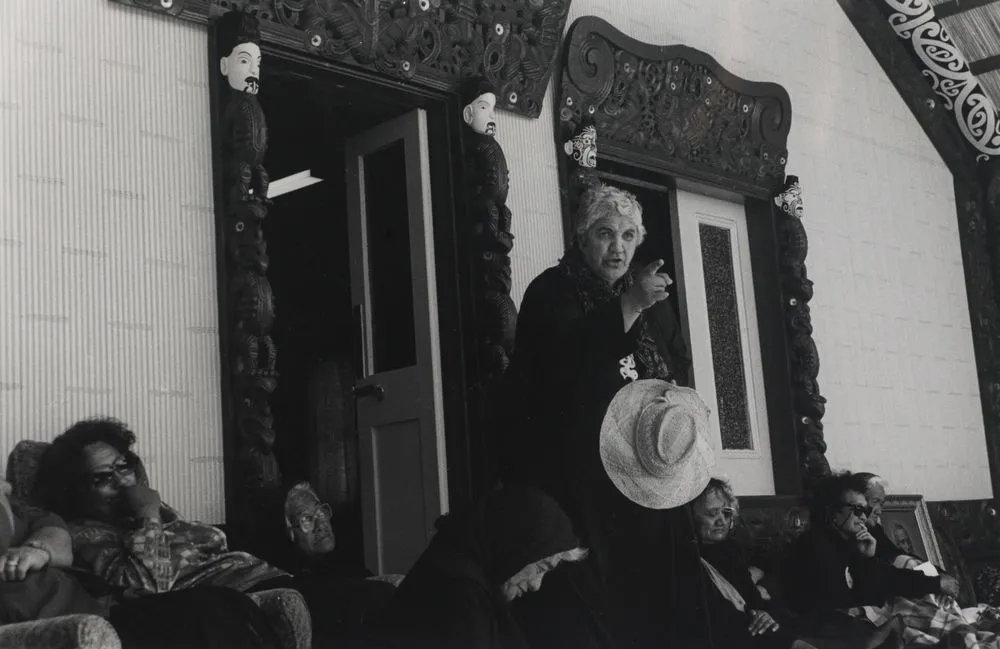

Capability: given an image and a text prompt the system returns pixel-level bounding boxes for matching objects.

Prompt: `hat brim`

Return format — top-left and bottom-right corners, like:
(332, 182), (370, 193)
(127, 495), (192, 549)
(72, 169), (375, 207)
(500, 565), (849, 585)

(599, 380), (715, 510)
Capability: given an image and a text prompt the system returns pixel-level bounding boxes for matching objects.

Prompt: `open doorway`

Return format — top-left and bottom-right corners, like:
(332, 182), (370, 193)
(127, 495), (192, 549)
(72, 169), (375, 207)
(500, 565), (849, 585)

(594, 161), (682, 323)
(258, 56), (464, 575)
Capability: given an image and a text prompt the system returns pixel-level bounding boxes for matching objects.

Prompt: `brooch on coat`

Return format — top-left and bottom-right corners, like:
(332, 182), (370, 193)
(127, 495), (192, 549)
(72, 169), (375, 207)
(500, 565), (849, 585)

(619, 354), (639, 382)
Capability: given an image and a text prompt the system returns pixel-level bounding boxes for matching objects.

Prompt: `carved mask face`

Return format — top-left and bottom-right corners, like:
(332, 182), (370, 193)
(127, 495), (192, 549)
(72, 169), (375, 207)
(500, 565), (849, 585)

(564, 125), (597, 168)
(775, 181), (803, 218)
(221, 42), (261, 95)
(464, 92), (497, 136)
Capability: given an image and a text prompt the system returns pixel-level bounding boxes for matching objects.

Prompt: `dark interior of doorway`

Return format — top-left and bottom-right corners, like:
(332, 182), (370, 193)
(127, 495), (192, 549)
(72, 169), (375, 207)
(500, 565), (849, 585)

(594, 160), (681, 319)
(260, 59), (414, 572)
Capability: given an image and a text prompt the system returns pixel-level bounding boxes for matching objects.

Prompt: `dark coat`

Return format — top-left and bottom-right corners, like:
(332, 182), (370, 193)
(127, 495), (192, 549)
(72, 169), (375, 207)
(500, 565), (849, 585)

(700, 540), (798, 649)
(378, 486), (589, 649)
(781, 527), (940, 613)
(500, 264), (691, 494)
(498, 264), (704, 648)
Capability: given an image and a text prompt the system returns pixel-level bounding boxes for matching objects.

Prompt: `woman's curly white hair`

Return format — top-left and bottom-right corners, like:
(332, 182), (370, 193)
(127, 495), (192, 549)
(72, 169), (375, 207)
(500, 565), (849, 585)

(574, 183), (646, 247)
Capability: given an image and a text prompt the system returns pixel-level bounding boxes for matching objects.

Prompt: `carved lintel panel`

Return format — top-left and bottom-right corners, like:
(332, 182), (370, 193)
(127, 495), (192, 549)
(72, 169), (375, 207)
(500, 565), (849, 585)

(557, 16), (792, 200)
(773, 176), (830, 488)
(111, 0), (570, 118)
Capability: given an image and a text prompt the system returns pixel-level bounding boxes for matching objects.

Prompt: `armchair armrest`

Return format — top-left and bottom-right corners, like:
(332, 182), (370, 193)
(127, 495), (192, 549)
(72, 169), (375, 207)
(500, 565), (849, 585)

(0, 614), (120, 649)
(367, 574), (405, 587)
(246, 587), (311, 649)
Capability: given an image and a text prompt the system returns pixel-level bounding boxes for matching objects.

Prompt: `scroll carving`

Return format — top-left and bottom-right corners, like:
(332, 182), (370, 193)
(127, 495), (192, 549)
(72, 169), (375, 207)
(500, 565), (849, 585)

(557, 16), (791, 197)
(111, 0), (571, 119)
(773, 176), (830, 486)
(213, 11), (283, 505)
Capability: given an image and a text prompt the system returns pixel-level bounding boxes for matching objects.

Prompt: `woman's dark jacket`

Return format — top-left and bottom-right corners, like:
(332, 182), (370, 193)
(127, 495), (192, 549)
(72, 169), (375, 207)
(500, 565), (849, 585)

(781, 527), (941, 613)
(377, 485), (587, 649)
(500, 264), (691, 496)
(498, 260), (704, 648)
(700, 540), (798, 649)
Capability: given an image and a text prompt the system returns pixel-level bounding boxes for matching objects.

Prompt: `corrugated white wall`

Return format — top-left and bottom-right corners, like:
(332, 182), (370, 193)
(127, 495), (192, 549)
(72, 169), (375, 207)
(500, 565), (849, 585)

(496, 0), (990, 500)
(1, 0), (989, 507)
(0, 0), (225, 521)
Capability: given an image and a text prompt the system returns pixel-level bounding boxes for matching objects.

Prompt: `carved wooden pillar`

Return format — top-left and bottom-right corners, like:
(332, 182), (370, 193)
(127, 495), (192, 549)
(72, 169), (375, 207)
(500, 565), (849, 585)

(773, 176), (831, 489)
(210, 10), (282, 544)
(462, 82), (517, 488)
(463, 83), (517, 380)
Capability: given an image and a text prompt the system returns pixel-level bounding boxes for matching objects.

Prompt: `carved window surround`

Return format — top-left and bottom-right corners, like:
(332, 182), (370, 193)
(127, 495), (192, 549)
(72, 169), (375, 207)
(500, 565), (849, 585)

(556, 17), (829, 492)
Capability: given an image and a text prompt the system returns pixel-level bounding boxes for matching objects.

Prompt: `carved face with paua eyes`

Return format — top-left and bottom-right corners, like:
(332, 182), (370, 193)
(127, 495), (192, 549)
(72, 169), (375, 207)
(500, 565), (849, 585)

(221, 41), (261, 95)
(464, 92), (497, 137)
(774, 178), (803, 218)
(564, 125), (597, 169)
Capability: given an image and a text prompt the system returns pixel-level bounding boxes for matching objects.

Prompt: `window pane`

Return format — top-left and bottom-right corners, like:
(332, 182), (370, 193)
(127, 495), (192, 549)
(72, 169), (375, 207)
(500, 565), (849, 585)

(364, 140), (416, 373)
(699, 223), (752, 450)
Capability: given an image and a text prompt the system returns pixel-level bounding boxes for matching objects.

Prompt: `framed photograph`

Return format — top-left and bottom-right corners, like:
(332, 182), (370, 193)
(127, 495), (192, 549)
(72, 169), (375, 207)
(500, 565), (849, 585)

(880, 495), (944, 567)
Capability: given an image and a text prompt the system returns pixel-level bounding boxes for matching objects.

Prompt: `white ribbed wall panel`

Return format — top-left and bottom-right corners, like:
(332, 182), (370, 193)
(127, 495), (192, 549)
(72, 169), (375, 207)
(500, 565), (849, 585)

(496, 0), (989, 500)
(0, 0), (225, 521)
(0, 0), (990, 504)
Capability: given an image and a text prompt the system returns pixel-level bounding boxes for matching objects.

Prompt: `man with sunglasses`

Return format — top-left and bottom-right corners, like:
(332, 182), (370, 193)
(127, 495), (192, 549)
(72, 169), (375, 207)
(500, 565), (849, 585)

(781, 472), (958, 649)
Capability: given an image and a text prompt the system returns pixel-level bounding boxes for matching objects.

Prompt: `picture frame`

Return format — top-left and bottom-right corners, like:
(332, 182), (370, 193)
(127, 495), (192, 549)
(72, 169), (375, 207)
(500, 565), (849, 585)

(880, 495), (944, 568)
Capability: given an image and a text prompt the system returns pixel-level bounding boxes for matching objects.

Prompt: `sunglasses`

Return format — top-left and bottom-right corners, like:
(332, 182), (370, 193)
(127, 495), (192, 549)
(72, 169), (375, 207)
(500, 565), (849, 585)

(90, 456), (136, 488)
(295, 504), (332, 534)
(841, 503), (873, 518)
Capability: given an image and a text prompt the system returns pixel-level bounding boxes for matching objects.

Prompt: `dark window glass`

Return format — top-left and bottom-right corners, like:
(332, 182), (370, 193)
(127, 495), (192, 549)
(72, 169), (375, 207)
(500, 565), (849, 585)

(364, 140), (416, 373)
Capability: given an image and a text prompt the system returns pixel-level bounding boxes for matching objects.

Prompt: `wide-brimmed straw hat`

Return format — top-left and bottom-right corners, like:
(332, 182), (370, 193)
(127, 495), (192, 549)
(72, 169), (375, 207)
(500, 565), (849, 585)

(600, 379), (715, 510)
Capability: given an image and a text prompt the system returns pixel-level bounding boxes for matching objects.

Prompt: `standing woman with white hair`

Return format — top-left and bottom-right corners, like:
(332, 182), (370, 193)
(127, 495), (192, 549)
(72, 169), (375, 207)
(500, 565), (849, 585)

(500, 182), (691, 496)
(498, 182), (698, 646)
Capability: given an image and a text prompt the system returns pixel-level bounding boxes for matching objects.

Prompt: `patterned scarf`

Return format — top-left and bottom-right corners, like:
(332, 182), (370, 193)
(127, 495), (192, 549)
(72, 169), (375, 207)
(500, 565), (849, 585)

(558, 249), (673, 381)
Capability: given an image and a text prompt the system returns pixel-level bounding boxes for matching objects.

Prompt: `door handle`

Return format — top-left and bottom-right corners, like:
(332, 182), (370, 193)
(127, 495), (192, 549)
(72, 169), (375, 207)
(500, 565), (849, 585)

(352, 382), (386, 401)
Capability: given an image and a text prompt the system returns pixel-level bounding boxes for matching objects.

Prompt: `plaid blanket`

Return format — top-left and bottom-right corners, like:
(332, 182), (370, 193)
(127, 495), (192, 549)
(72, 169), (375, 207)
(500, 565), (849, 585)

(860, 557), (1000, 648)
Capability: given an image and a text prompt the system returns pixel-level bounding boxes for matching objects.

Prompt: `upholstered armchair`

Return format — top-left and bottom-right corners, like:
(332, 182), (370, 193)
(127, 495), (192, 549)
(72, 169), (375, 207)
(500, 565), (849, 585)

(2, 440), (312, 649)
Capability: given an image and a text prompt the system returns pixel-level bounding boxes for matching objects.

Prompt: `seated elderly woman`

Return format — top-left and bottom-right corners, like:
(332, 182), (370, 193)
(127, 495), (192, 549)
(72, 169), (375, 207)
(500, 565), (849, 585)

(33, 417), (288, 649)
(781, 472), (960, 649)
(692, 478), (815, 649)
(376, 484), (597, 649)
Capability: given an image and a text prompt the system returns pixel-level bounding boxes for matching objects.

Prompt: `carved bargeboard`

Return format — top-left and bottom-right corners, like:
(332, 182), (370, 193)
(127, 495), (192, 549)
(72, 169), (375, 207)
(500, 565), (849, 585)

(558, 16), (791, 199)
(111, 0), (570, 119)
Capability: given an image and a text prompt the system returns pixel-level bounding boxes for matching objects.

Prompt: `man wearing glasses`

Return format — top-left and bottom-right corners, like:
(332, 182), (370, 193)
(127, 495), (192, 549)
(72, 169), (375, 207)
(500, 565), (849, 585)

(279, 484), (395, 646)
(780, 472), (959, 649)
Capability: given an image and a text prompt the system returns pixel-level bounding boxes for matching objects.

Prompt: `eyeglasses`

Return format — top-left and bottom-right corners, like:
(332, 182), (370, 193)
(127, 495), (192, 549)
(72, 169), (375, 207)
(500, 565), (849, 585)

(90, 456), (135, 488)
(295, 504), (332, 534)
(841, 503), (873, 518)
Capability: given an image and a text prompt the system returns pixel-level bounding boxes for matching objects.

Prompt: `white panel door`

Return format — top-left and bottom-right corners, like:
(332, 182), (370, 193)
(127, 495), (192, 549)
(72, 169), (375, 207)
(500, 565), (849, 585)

(673, 189), (774, 495)
(344, 108), (448, 575)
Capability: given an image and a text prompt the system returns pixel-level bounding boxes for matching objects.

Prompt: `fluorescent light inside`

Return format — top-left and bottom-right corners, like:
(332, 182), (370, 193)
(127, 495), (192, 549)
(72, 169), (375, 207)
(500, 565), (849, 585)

(267, 169), (324, 198)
